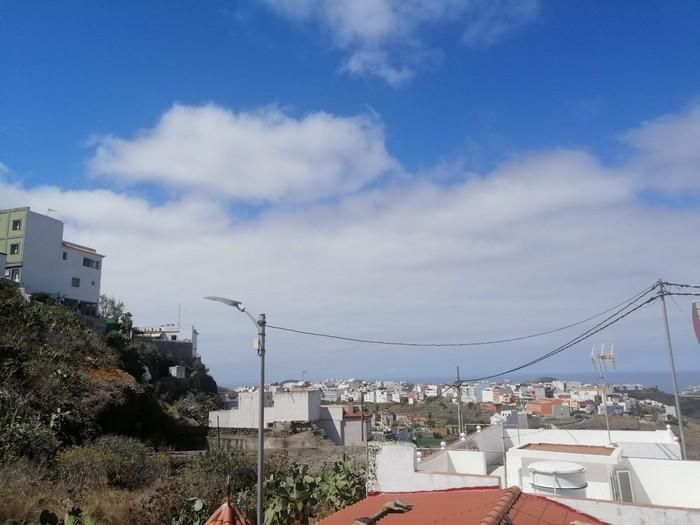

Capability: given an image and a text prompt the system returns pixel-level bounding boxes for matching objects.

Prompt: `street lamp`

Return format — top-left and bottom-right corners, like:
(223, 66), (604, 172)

(204, 296), (267, 523)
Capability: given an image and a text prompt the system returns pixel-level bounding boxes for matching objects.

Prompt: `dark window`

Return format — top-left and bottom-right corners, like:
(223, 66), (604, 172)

(171, 335), (177, 341)
(83, 257), (100, 269)
(91, 281), (95, 286)
(62, 252), (67, 260)
(71, 277), (80, 288)
(11, 219), (22, 231)
(9, 243), (20, 255)
(10, 268), (20, 282)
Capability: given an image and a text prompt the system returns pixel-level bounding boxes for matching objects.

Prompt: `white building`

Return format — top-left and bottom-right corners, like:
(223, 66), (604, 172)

(425, 384), (441, 398)
(321, 388), (339, 403)
(374, 389), (389, 403)
(136, 324), (199, 359)
(417, 424), (699, 513)
(0, 207), (104, 313)
(210, 389), (321, 429)
(317, 405), (371, 446)
(373, 443), (700, 525)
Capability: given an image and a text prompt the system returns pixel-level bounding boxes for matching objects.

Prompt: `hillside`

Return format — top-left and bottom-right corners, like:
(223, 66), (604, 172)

(0, 280), (220, 460)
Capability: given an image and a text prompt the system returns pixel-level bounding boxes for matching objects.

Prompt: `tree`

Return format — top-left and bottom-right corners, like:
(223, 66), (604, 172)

(99, 295), (133, 335)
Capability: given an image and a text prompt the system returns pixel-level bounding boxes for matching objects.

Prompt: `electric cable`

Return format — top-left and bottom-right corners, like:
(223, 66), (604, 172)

(267, 283), (658, 347)
(663, 282), (700, 290)
(459, 294), (659, 383)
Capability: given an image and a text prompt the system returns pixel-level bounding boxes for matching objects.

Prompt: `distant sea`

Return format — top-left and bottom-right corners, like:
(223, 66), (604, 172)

(398, 370), (700, 394)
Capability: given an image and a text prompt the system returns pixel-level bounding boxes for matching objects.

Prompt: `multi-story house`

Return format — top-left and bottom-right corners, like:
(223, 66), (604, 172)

(0, 207), (104, 314)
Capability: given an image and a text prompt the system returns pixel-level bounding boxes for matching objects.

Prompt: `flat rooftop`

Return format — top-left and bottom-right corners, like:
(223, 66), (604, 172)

(521, 443), (615, 456)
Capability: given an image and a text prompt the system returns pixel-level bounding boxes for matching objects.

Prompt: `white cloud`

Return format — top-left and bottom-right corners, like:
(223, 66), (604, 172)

(88, 104), (398, 202)
(263, 0), (540, 85)
(622, 103), (700, 192)
(3, 103), (700, 386)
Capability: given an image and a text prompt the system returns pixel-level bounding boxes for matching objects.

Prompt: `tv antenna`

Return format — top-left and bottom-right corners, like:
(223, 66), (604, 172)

(591, 343), (616, 445)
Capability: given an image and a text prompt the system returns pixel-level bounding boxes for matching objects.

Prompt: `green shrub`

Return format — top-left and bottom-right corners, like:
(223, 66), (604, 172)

(56, 435), (168, 490)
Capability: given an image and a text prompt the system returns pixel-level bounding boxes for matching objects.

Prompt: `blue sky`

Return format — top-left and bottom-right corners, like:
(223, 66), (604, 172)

(1, 1), (700, 384)
(3, 1), (700, 182)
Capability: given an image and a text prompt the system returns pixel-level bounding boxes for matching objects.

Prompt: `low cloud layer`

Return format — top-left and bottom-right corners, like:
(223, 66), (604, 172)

(263, 0), (539, 85)
(2, 102), (700, 385)
(89, 104), (397, 202)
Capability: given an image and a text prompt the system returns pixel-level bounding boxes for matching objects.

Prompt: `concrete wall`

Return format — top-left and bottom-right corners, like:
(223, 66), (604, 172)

(344, 418), (368, 445)
(626, 457), (700, 508)
(210, 390), (321, 429)
(448, 451), (489, 475)
(503, 428), (681, 459)
(318, 406), (343, 445)
(21, 211), (64, 295)
(552, 496), (700, 525)
(274, 390), (321, 422)
(373, 444), (500, 493)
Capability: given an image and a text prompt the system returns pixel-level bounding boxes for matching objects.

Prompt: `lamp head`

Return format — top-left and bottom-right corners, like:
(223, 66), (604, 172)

(204, 296), (246, 311)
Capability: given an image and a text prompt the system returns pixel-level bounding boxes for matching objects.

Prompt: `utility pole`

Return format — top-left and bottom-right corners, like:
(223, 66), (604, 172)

(456, 367), (463, 437)
(256, 313), (267, 522)
(658, 280), (687, 460)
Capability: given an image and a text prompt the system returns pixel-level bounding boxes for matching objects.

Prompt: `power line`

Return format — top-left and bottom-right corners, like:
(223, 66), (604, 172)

(459, 294), (659, 383)
(267, 284), (658, 347)
(663, 282), (700, 290)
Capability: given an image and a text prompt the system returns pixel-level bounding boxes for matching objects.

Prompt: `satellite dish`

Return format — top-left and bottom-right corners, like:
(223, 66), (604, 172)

(692, 302), (700, 344)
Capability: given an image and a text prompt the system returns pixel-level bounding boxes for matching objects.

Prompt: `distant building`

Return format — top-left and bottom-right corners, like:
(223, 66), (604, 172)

(490, 409), (539, 429)
(0, 207), (104, 314)
(525, 399), (571, 418)
(318, 405), (371, 446)
(321, 388), (339, 403)
(598, 402), (624, 416)
(425, 384), (441, 398)
(168, 365), (186, 379)
(210, 389), (321, 429)
(210, 389), (370, 446)
(135, 323), (198, 360)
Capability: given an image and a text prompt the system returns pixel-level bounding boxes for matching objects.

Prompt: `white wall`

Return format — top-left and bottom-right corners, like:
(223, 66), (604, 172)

(21, 211), (64, 295)
(61, 244), (103, 303)
(552, 496), (700, 525)
(374, 444), (500, 493)
(626, 457), (700, 508)
(210, 390), (322, 429)
(503, 428), (681, 459)
(318, 406), (344, 445)
(343, 418), (368, 445)
(448, 451), (488, 475)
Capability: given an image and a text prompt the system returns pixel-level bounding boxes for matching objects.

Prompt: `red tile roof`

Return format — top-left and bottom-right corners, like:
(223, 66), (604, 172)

(343, 406), (373, 419)
(317, 487), (605, 525)
(204, 503), (252, 525)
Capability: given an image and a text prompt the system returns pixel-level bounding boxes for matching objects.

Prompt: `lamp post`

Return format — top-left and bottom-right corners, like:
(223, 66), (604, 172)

(205, 296), (267, 523)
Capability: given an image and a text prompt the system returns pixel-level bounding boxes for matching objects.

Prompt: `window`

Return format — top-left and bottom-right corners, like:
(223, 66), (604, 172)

(91, 281), (95, 286)
(171, 335), (177, 341)
(11, 219), (22, 231)
(612, 470), (634, 503)
(10, 268), (20, 282)
(83, 257), (100, 269)
(62, 252), (67, 260)
(71, 277), (80, 288)
(9, 243), (20, 255)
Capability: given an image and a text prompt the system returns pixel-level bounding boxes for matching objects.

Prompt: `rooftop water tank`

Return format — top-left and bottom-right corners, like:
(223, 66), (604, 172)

(527, 461), (587, 497)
